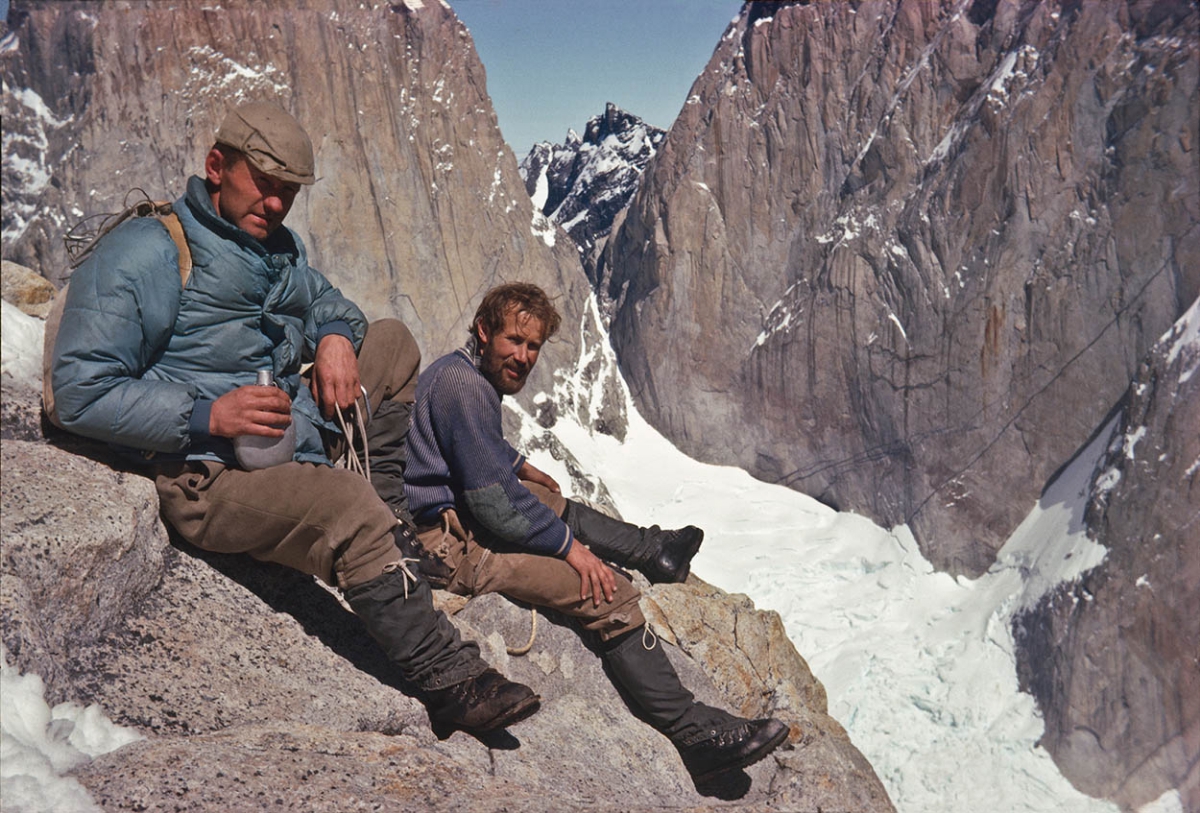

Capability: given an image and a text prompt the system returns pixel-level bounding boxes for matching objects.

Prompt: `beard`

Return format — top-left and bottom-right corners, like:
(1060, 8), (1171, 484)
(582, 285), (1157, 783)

(481, 353), (529, 396)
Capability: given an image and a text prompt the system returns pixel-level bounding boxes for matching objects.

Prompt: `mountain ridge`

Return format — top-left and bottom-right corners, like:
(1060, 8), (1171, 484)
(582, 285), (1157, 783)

(519, 102), (665, 271)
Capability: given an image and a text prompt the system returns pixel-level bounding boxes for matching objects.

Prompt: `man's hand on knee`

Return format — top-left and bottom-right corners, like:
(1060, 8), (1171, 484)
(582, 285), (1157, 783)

(518, 460), (561, 494)
(565, 543), (616, 607)
(311, 334), (362, 418)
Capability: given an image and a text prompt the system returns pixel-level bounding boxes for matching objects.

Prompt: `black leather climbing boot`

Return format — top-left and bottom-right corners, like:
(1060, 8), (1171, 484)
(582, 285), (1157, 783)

(423, 668), (541, 733)
(672, 715), (790, 782)
(344, 564), (539, 734)
(603, 627), (788, 782)
(564, 499), (704, 584)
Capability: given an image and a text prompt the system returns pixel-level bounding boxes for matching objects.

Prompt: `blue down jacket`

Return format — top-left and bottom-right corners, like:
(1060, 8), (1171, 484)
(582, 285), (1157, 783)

(51, 175), (368, 465)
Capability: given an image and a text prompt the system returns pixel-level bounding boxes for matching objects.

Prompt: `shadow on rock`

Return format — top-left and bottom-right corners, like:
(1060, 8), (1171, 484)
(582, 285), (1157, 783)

(693, 769), (754, 800)
(167, 532), (412, 695)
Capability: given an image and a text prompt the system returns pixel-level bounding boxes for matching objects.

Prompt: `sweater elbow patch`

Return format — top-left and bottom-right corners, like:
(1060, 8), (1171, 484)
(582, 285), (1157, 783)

(463, 484), (531, 544)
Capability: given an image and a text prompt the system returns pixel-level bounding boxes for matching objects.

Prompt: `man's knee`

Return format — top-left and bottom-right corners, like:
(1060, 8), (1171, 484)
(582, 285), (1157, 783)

(566, 570), (645, 641)
(522, 480), (567, 517)
(590, 586), (647, 641)
(366, 318), (417, 351)
(360, 318), (421, 406)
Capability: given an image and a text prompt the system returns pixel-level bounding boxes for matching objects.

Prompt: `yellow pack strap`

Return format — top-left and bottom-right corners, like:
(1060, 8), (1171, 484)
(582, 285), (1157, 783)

(157, 208), (192, 285)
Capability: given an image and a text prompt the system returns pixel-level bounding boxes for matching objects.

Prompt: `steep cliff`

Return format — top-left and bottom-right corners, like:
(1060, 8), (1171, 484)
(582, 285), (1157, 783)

(1013, 299), (1200, 812)
(599, 0), (1199, 577)
(0, 0), (585, 399)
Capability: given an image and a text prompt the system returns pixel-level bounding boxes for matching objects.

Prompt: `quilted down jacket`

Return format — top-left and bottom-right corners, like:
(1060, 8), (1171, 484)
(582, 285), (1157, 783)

(51, 175), (368, 465)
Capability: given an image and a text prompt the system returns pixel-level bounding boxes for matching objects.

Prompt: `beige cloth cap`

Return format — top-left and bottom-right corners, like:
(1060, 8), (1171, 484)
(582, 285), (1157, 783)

(215, 101), (316, 185)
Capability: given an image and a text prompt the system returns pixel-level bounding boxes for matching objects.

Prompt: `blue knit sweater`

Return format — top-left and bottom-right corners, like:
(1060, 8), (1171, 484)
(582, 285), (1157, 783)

(405, 344), (574, 558)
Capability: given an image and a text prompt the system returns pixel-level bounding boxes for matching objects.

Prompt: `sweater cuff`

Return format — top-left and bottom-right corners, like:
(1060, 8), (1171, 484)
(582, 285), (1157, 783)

(558, 527), (575, 558)
(188, 398), (214, 440)
(316, 320), (355, 345)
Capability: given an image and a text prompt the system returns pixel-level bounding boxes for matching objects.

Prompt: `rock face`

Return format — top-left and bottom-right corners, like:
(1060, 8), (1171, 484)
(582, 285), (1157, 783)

(0, 358), (894, 812)
(0, 0), (585, 401)
(519, 103), (665, 270)
(1013, 299), (1200, 812)
(598, 0), (1199, 577)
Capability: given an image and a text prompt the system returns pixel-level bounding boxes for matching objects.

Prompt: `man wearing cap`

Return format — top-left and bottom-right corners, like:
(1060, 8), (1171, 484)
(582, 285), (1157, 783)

(50, 101), (541, 735)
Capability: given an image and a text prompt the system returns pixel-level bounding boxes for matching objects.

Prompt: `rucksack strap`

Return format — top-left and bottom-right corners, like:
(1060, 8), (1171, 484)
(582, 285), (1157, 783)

(158, 209), (193, 284)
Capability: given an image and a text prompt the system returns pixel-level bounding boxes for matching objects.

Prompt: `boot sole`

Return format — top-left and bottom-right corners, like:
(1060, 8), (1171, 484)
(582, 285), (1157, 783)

(689, 721), (790, 782)
(468, 693), (542, 734)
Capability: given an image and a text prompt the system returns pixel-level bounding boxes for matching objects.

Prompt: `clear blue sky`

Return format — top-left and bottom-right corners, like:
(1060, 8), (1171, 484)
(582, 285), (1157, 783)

(449, 0), (743, 156)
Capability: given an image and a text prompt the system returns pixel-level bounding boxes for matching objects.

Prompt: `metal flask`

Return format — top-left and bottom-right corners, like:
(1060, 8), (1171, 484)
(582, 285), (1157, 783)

(233, 369), (297, 470)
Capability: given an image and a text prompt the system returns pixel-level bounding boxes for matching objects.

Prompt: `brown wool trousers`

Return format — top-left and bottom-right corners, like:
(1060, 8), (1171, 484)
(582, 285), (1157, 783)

(414, 482), (647, 642)
(155, 319), (419, 590)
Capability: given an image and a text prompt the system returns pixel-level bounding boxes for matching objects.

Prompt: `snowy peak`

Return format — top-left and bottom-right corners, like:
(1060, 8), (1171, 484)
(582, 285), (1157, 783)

(518, 102), (665, 261)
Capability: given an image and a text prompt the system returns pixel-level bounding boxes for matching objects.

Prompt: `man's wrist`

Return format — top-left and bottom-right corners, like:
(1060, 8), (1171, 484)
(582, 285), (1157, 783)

(316, 320), (354, 346)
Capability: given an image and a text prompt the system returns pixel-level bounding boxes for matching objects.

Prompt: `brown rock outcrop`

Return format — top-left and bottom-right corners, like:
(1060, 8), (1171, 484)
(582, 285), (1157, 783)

(1, 260), (56, 317)
(598, 0), (1199, 577)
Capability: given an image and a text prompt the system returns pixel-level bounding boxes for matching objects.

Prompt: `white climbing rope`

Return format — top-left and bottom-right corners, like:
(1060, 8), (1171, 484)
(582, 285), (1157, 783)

(333, 386), (372, 479)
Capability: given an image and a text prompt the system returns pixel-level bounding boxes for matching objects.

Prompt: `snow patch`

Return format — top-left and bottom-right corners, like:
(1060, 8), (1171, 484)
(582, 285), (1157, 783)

(755, 282), (804, 349)
(1000, 416), (1116, 613)
(528, 163), (550, 211)
(815, 213), (864, 246)
(1138, 789), (1184, 813)
(1161, 295), (1199, 384)
(183, 46), (289, 100)
(1, 645), (143, 813)
(1122, 426), (1147, 460)
(1, 84), (75, 243)
(531, 211), (556, 247)
(487, 150), (506, 205)
(1, 301), (47, 384)
(929, 44), (1040, 164)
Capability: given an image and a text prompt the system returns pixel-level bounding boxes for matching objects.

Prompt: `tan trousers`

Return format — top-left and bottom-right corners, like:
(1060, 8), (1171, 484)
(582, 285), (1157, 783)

(415, 482), (647, 642)
(155, 319), (419, 590)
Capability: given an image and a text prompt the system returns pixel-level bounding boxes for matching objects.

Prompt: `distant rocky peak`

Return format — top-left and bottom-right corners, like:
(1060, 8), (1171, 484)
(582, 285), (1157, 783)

(518, 102), (665, 265)
(581, 102), (656, 151)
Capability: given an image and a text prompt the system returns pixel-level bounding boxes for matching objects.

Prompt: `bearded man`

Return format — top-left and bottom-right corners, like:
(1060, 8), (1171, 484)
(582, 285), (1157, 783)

(402, 282), (790, 783)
